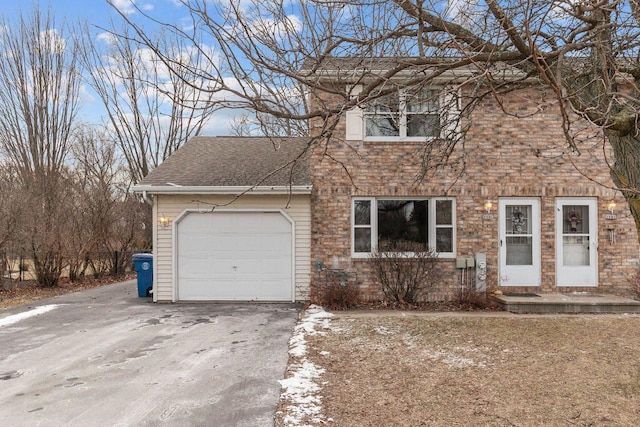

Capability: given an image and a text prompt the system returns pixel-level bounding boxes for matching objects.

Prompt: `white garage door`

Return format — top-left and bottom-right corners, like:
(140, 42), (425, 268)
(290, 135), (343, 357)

(177, 211), (292, 301)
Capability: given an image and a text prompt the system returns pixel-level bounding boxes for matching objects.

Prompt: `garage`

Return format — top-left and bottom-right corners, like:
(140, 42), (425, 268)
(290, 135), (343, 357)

(176, 211), (293, 301)
(133, 136), (311, 302)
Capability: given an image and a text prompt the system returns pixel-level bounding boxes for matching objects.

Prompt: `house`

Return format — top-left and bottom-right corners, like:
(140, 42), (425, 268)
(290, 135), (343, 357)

(134, 58), (640, 303)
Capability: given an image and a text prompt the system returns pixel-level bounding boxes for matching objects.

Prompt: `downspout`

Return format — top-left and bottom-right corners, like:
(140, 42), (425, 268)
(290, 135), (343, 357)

(142, 190), (153, 205)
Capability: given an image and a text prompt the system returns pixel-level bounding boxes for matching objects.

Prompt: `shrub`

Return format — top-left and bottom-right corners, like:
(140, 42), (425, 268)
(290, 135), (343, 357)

(455, 287), (497, 310)
(370, 241), (441, 304)
(317, 270), (360, 309)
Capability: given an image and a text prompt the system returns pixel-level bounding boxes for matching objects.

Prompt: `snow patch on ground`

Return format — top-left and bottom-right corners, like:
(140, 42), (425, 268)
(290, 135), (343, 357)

(278, 305), (333, 426)
(0, 304), (62, 328)
(423, 346), (488, 368)
(373, 326), (397, 335)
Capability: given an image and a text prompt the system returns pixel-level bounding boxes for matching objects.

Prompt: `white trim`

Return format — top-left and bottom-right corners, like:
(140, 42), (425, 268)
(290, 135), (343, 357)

(351, 197), (375, 257)
(555, 197), (598, 287)
(172, 208), (296, 302)
(133, 185), (312, 195)
(152, 195), (158, 303)
(498, 197), (541, 287)
(351, 197), (456, 259)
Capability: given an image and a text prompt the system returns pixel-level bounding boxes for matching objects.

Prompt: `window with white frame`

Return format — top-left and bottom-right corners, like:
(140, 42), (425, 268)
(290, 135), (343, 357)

(345, 84), (460, 142)
(352, 197), (455, 257)
(364, 87), (441, 139)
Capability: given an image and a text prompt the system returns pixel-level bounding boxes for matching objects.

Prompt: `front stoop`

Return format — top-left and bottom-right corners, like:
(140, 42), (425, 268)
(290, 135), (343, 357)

(493, 293), (640, 314)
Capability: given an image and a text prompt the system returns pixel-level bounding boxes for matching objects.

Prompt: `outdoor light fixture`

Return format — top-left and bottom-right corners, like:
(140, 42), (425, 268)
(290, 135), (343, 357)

(159, 214), (170, 228)
(482, 201), (494, 220)
(607, 201), (616, 214)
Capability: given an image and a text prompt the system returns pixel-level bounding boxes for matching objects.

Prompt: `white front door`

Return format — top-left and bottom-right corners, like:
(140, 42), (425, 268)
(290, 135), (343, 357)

(499, 198), (541, 286)
(556, 198), (598, 287)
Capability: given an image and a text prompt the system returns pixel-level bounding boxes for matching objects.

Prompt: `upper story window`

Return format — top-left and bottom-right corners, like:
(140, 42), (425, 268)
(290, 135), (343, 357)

(345, 84), (459, 142)
(352, 197), (456, 258)
(364, 88), (440, 139)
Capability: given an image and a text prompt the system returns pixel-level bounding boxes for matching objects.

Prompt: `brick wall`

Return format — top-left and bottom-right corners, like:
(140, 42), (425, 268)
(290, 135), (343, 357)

(309, 84), (640, 301)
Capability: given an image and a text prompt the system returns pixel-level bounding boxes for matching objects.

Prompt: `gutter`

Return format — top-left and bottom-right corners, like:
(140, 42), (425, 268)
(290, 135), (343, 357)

(132, 184), (313, 195)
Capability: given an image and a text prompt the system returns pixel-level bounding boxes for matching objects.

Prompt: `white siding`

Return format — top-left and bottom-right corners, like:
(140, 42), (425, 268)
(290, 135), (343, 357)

(153, 194), (311, 302)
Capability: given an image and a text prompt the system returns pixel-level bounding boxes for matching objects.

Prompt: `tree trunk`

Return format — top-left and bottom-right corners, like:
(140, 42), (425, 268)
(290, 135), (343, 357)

(606, 130), (640, 244)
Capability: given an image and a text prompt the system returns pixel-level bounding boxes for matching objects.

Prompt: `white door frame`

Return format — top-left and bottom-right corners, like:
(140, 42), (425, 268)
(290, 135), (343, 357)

(555, 198), (598, 287)
(173, 208), (296, 302)
(498, 198), (541, 287)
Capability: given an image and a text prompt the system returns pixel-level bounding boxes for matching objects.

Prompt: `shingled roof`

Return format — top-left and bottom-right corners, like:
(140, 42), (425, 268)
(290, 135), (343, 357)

(135, 136), (311, 191)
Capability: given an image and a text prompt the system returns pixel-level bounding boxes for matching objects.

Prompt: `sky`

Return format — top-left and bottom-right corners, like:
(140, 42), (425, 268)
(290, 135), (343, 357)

(0, 0), (234, 135)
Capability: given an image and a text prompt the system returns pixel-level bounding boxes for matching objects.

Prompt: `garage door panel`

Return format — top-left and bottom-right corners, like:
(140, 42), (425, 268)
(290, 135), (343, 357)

(210, 235), (238, 252)
(208, 214), (235, 232)
(263, 234), (291, 250)
(261, 259), (291, 275)
(181, 235), (211, 253)
(177, 211), (292, 301)
(179, 257), (215, 276)
(236, 235), (265, 252)
(210, 258), (237, 274)
(259, 279), (291, 298)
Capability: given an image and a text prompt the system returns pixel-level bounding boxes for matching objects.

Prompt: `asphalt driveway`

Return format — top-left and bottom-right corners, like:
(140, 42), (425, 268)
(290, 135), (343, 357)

(0, 280), (300, 426)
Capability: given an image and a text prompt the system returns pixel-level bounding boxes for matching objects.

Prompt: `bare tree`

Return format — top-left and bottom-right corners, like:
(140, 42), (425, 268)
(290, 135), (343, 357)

(112, 0), (640, 240)
(82, 22), (218, 183)
(0, 7), (82, 286)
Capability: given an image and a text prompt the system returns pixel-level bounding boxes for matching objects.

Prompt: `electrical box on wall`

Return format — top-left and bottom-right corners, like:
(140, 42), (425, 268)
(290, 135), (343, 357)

(475, 253), (487, 291)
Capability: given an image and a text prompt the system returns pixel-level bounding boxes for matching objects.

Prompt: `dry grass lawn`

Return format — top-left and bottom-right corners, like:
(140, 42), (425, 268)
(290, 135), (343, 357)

(285, 311), (640, 426)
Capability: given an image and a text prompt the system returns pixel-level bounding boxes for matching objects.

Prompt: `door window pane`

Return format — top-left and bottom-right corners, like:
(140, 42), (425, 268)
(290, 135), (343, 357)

(563, 236), (590, 266)
(563, 205), (589, 234)
(506, 236), (533, 265)
(505, 205), (532, 235)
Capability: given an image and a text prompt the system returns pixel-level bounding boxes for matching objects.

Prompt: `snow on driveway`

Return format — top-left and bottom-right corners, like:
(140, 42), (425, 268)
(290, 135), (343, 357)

(0, 305), (61, 327)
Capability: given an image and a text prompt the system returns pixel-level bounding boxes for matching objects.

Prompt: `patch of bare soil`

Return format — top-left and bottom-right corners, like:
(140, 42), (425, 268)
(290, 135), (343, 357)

(0, 275), (134, 310)
(284, 313), (640, 426)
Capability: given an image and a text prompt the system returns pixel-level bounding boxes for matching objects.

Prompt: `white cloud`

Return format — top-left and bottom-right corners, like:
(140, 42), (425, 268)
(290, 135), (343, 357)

(111, 0), (137, 15)
(96, 31), (117, 45)
(79, 84), (97, 104)
(110, 0), (154, 16)
(39, 29), (66, 54)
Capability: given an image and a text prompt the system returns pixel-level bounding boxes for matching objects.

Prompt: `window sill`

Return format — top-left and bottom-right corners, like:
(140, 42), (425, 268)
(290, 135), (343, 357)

(351, 253), (456, 260)
(362, 136), (439, 143)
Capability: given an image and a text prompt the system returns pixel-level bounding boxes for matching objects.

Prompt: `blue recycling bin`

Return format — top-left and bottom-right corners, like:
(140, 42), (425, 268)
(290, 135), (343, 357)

(132, 253), (153, 297)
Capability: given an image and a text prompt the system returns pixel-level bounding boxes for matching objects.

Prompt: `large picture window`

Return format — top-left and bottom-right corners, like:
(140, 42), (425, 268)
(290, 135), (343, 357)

(364, 88), (441, 139)
(352, 197), (455, 257)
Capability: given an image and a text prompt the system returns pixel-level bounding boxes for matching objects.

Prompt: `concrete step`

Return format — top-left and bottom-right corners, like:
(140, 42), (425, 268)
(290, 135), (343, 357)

(493, 293), (640, 314)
